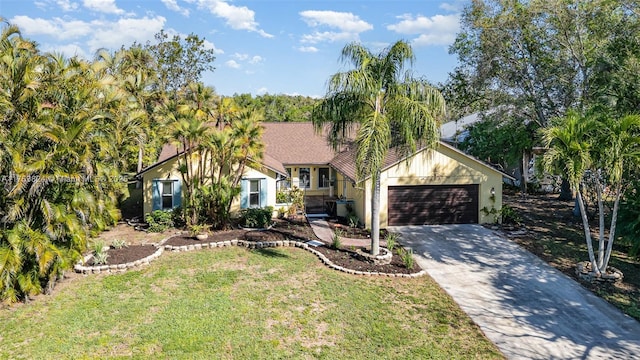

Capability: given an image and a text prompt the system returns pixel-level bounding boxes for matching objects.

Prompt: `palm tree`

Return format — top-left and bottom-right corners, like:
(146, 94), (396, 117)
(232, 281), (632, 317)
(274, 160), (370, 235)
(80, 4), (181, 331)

(541, 111), (600, 273)
(312, 41), (446, 256)
(596, 114), (640, 271)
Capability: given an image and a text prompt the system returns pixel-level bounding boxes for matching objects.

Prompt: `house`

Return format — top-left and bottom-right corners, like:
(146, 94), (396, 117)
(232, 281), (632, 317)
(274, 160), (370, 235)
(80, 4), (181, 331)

(137, 122), (508, 228)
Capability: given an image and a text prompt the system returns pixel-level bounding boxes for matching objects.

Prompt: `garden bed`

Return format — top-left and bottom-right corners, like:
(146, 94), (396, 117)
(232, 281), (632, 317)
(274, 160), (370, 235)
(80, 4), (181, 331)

(89, 218), (420, 275)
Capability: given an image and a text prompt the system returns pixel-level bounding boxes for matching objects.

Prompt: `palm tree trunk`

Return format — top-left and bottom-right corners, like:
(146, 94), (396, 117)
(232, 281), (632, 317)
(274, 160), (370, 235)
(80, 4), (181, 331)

(602, 184), (623, 272)
(137, 145), (143, 174)
(596, 179), (605, 268)
(559, 178), (573, 201)
(370, 170), (381, 256)
(576, 189), (600, 275)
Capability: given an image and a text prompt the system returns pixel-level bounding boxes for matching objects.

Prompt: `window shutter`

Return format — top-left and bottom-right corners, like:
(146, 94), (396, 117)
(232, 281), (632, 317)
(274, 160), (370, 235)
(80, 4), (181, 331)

(260, 178), (267, 207)
(152, 180), (161, 210)
(173, 180), (182, 208)
(240, 179), (248, 209)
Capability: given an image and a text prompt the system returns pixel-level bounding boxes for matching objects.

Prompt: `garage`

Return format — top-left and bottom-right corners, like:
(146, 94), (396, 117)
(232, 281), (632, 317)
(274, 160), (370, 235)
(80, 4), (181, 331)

(387, 184), (479, 226)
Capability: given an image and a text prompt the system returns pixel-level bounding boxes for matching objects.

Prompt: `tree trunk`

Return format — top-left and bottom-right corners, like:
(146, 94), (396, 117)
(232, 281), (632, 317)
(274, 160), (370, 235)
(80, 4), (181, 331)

(602, 184), (623, 272)
(559, 178), (573, 201)
(520, 151), (528, 193)
(370, 170), (381, 256)
(596, 179), (605, 269)
(137, 145), (144, 174)
(576, 189), (600, 275)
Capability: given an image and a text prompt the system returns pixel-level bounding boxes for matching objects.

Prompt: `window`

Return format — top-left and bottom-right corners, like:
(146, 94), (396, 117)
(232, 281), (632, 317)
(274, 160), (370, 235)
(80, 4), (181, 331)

(161, 181), (173, 209)
(279, 168), (292, 190)
(299, 167), (310, 189)
(249, 179), (261, 207)
(318, 167), (330, 188)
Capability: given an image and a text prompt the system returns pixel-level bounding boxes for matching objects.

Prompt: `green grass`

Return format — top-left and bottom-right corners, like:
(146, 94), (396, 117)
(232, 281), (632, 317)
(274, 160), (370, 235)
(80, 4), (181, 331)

(0, 247), (502, 359)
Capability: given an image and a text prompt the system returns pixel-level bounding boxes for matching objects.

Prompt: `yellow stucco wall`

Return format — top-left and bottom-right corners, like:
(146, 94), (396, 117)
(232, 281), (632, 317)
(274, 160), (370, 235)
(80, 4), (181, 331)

(355, 144), (504, 229)
(285, 165), (335, 196)
(142, 154), (279, 217)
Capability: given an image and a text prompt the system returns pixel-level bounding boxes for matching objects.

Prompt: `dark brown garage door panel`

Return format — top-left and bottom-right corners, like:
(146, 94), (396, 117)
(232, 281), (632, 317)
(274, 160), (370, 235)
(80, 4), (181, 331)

(388, 184), (479, 225)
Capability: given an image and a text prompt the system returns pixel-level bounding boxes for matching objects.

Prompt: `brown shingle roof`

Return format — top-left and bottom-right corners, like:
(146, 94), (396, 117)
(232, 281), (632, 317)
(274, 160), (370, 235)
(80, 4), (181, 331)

(261, 122), (339, 165)
(329, 144), (410, 183)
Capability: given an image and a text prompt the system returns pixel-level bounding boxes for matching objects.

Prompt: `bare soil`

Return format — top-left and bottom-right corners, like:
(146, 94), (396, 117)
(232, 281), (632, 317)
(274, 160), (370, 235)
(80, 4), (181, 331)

(325, 218), (388, 239)
(86, 245), (158, 266)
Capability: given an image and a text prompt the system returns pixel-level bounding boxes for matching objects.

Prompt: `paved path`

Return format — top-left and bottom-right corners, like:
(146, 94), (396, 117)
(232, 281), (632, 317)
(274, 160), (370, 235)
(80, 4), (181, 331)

(390, 224), (640, 360)
(308, 218), (385, 247)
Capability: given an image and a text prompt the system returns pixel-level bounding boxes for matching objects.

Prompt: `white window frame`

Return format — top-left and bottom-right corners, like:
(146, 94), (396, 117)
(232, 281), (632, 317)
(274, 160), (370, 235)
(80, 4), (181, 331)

(299, 167), (310, 189)
(318, 167), (330, 188)
(249, 179), (261, 208)
(161, 181), (174, 210)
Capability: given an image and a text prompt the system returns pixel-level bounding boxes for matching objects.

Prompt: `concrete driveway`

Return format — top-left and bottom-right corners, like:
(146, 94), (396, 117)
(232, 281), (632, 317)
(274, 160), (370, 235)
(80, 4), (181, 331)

(389, 224), (640, 360)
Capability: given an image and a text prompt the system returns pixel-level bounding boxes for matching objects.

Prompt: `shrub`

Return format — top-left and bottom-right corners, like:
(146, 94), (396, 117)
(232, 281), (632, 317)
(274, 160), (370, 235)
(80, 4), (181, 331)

(145, 210), (174, 232)
(171, 206), (186, 228)
(188, 224), (210, 236)
(111, 239), (127, 249)
(92, 241), (109, 265)
(240, 206), (274, 228)
(93, 251), (109, 265)
(400, 248), (414, 269)
(385, 233), (398, 252)
(348, 214), (359, 228)
(276, 190), (291, 203)
(287, 187), (305, 216)
(500, 205), (522, 225)
(331, 229), (342, 249)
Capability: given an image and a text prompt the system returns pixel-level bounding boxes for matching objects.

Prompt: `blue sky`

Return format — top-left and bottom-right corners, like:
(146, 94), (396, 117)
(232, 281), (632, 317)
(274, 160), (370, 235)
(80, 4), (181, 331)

(1, 0), (464, 97)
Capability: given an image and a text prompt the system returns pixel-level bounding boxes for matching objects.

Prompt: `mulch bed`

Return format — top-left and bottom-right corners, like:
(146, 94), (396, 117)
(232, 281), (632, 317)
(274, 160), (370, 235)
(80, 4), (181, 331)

(325, 217), (388, 239)
(110, 218), (420, 274)
(314, 246), (420, 274)
(86, 245), (158, 266)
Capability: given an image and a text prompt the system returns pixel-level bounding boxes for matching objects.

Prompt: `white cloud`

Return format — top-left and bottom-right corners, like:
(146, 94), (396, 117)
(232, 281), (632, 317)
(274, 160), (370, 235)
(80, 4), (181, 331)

(301, 31), (355, 44)
(86, 16), (166, 51)
(299, 10), (372, 44)
(10, 16), (94, 39)
(300, 10), (373, 33)
(43, 43), (89, 59)
(82, 0), (124, 14)
(387, 13), (460, 46)
(249, 55), (263, 64)
(298, 46), (318, 53)
(231, 53), (262, 64)
(233, 53), (249, 61)
(439, 1), (465, 12)
(203, 39), (222, 54)
(195, 0), (273, 38)
(225, 60), (241, 69)
(161, 0), (190, 17)
(256, 87), (268, 95)
(56, 0), (79, 11)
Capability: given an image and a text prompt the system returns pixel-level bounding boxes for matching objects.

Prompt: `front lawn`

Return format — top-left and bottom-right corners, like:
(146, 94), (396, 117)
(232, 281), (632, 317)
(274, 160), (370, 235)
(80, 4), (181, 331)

(0, 246), (502, 359)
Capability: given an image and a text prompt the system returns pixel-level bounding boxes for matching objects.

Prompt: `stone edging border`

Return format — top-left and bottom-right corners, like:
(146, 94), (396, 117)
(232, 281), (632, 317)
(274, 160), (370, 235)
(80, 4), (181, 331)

(76, 235), (428, 278)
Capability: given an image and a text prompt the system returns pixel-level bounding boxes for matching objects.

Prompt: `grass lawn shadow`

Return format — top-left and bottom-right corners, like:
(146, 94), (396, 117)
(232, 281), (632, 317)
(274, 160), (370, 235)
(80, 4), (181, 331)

(252, 247), (290, 258)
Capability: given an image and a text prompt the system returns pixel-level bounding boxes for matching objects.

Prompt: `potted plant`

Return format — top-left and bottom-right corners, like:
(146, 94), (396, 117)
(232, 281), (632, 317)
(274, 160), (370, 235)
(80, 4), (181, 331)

(189, 224), (210, 240)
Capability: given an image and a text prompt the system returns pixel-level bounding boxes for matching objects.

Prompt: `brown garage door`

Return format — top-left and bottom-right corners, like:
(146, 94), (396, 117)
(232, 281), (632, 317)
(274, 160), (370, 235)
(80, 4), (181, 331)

(388, 184), (479, 225)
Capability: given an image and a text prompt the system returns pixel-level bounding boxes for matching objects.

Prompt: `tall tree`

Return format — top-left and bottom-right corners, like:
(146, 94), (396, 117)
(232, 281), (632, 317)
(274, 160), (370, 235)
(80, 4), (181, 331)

(0, 22), (129, 303)
(145, 30), (216, 98)
(450, 0), (640, 196)
(542, 111), (640, 276)
(313, 41), (446, 256)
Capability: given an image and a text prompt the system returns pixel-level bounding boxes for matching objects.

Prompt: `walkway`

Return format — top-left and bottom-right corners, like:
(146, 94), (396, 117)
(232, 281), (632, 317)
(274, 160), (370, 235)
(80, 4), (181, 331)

(307, 218), (385, 248)
(390, 224), (640, 360)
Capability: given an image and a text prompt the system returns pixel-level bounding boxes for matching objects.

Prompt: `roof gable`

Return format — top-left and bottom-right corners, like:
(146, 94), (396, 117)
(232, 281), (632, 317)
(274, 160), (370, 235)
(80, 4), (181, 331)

(330, 141), (513, 183)
(261, 122), (343, 165)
